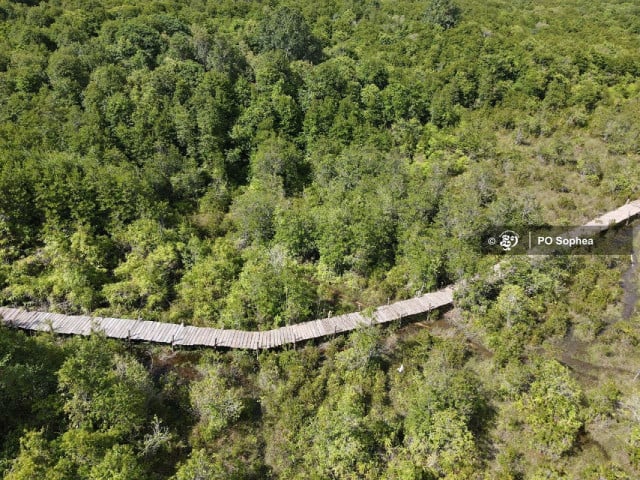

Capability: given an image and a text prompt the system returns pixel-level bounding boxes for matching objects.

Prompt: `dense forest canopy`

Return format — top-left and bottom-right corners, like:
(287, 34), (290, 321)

(1, 0), (639, 327)
(2, 0), (640, 478)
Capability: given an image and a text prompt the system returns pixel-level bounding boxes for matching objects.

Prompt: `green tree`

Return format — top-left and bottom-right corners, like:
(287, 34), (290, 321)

(57, 335), (153, 438)
(102, 220), (182, 316)
(424, 0), (461, 29)
(88, 444), (144, 480)
(4, 430), (55, 480)
(221, 247), (316, 329)
(189, 364), (244, 443)
(256, 6), (320, 61)
(518, 360), (583, 459)
(172, 238), (242, 326)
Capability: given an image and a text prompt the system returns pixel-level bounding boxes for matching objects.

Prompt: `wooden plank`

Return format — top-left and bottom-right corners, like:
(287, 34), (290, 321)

(264, 330), (272, 348)
(318, 319), (333, 336)
(74, 316), (90, 334)
(193, 326), (208, 346)
(186, 326), (204, 346)
(2, 308), (21, 322)
(112, 318), (129, 337)
(38, 313), (53, 331)
(212, 329), (224, 347)
(132, 321), (150, 340)
(236, 330), (245, 348)
(219, 329), (230, 347)
(18, 311), (34, 328)
(6, 308), (23, 323)
(187, 326), (204, 346)
(22, 312), (40, 329)
(305, 323), (317, 339)
(355, 312), (370, 327)
(223, 330), (236, 348)
(311, 320), (325, 338)
(415, 296), (432, 311)
(76, 316), (93, 335)
(280, 326), (292, 345)
(227, 329), (238, 347)
(180, 326), (198, 346)
(99, 318), (113, 334)
(273, 329), (283, 347)
(269, 329), (278, 348)
(246, 330), (255, 349)
(54, 314), (74, 333)
(341, 313), (356, 330)
(232, 329), (242, 348)
(6, 309), (21, 325)
(293, 325), (306, 341)
(211, 329), (224, 347)
(211, 329), (221, 346)
(70, 316), (85, 334)
(293, 325), (307, 341)
(239, 331), (250, 349)
(15, 310), (29, 324)
(100, 318), (115, 336)
(194, 328), (213, 345)
(216, 329), (229, 347)
(32, 312), (50, 331)
(187, 327), (203, 346)
(24, 312), (41, 330)
(270, 330), (279, 347)
(339, 313), (355, 330)
(17, 312), (33, 328)
(244, 332), (255, 350)
(52, 314), (68, 332)
(324, 317), (339, 335)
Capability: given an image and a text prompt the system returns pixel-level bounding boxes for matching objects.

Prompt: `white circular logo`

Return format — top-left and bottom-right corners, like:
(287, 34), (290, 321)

(498, 230), (519, 251)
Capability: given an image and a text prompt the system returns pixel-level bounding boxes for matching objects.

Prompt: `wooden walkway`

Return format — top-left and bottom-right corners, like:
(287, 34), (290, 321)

(1, 199), (639, 350)
(0, 286), (454, 349)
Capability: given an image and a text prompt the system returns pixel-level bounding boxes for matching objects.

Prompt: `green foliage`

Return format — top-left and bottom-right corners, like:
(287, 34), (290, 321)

(1, 0), (640, 477)
(172, 238), (242, 325)
(88, 444), (144, 480)
(517, 360), (583, 459)
(102, 219), (183, 317)
(57, 335), (153, 438)
(255, 6), (320, 61)
(189, 363), (245, 442)
(424, 0), (461, 30)
(4, 430), (55, 480)
(0, 327), (65, 450)
(221, 246), (316, 329)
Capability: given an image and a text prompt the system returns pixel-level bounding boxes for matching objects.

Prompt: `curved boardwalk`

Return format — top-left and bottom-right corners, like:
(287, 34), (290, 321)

(0, 286), (454, 349)
(1, 199), (640, 349)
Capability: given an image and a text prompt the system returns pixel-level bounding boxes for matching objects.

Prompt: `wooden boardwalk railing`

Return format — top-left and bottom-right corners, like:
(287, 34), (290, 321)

(1, 199), (640, 349)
